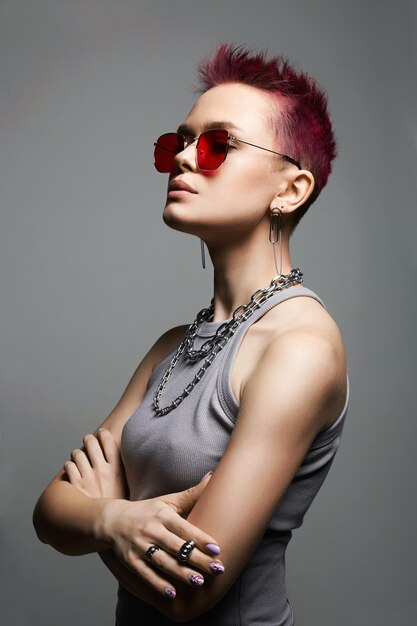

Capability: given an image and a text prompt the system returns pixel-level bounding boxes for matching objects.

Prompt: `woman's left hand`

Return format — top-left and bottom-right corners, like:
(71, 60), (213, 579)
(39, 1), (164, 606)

(63, 428), (129, 500)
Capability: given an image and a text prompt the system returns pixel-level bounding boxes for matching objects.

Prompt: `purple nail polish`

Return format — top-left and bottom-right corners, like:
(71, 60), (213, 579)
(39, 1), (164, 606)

(200, 471), (213, 482)
(189, 573), (205, 587)
(164, 587), (176, 599)
(209, 561), (225, 575)
(206, 543), (221, 555)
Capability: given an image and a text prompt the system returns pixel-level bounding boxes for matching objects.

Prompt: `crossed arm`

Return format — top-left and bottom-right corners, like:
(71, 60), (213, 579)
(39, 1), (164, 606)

(68, 330), (341, 622)
(172, 331), (341, 620)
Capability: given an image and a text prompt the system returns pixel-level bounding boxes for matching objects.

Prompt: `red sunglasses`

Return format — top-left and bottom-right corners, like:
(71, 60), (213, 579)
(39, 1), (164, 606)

(153, 128), (301, 173)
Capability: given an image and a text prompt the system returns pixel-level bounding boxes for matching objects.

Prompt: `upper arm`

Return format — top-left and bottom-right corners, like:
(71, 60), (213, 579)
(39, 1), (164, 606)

(45, 324), (189, 489)
(174, 330), (343, 621)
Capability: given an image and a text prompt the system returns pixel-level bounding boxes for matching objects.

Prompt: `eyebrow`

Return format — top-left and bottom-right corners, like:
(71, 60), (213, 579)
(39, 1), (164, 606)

(176, 121), (243, 135)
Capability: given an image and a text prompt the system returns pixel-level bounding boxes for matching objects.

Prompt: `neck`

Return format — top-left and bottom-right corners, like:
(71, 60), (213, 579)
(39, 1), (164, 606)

(205, 222), (293, 323)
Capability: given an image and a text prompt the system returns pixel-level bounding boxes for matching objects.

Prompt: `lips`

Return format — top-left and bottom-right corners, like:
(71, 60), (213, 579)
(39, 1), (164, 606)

(168, 179), (198, 194)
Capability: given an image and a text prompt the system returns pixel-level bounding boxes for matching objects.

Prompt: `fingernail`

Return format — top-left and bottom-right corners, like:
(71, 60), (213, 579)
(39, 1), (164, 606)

(163, 587), (176, 599)
(189, 573), (204, 587)
(209, 561), (225, 575)
(200, 471), (213, 482)
(97, 427), (105, 432)
(206, 543), (221, 555)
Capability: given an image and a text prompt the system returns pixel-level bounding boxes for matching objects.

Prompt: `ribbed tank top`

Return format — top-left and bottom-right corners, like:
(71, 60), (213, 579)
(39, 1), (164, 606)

(117, 285), (350, 625)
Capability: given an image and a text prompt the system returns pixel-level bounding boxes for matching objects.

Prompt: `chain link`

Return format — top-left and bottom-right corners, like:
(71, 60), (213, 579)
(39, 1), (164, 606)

(153, 268), (303, 416)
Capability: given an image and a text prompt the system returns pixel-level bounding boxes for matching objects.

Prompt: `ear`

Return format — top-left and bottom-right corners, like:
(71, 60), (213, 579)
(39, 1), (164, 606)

(270, 169), (315, 214)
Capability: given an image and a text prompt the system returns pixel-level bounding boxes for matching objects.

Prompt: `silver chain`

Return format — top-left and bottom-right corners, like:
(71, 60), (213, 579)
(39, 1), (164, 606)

(152, 268), (303, 416)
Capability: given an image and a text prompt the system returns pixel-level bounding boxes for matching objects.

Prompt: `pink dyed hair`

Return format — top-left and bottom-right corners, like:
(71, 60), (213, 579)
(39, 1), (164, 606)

(194, 42), (338, 235)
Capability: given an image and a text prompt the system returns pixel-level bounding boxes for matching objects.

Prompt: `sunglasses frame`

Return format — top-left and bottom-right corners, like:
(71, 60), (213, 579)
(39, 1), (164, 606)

(153, 128), (301, 172)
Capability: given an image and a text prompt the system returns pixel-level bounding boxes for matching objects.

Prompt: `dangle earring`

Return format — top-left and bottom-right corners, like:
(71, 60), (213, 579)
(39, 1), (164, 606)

(269, 206), (285, 277)
(200, 238), (206, 269)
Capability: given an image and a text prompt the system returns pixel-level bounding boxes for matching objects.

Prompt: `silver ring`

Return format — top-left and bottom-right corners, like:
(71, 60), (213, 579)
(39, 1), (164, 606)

(177, 540), (196, 562)
(145, 544), (162, 563)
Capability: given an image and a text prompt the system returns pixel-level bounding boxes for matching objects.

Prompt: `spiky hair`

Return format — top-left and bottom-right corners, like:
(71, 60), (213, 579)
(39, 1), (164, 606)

(195, 42), (338, 234)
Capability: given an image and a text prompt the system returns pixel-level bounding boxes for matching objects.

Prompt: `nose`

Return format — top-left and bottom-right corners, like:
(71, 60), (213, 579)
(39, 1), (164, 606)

(173, 137), (198, 172)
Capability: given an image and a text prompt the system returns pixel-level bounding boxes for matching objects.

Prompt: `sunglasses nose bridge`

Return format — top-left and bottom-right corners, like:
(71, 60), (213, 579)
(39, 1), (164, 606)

(173, 134), (199, 170)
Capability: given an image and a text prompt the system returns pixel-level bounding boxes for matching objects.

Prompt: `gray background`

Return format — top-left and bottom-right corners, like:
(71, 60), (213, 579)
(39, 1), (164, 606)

(1, 1), (416, 624)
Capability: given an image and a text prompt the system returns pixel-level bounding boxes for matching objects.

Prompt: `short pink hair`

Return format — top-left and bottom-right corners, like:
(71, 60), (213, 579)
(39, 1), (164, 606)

(195, 42), (338, 235)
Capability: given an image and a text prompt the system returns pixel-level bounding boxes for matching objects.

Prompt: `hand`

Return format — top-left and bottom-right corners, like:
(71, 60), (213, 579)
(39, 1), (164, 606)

(64, 428), (224, 598)
(99, 475), (224, 599)
(63, 428), (128, 500)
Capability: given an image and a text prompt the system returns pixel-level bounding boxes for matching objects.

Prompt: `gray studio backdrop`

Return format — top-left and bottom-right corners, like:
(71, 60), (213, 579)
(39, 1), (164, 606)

(1, 1), (416, 625)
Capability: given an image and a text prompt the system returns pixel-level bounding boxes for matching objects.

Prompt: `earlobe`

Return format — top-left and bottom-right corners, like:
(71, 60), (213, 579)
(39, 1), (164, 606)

(269, 195), (289, 214)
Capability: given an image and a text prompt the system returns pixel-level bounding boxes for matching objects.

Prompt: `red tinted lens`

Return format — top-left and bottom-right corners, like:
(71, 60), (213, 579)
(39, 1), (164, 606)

(154, 133), (184, 173)
(197, 129), (229, 170)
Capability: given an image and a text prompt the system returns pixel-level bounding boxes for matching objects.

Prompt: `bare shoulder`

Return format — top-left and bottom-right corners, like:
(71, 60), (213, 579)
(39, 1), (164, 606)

(98, 323), (189, 437)
(277, 296), (347, 432)
(272, 292), (346, 350)
(150, 323), (189, 368)
(243, 294), (347, 432)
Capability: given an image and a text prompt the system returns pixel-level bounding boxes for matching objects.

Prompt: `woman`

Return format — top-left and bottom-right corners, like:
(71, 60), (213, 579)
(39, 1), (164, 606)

(33, 42), (349, 625)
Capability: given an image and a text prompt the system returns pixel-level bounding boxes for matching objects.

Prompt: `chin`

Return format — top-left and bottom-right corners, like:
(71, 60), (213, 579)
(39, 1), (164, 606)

(162, 203), (200, 235)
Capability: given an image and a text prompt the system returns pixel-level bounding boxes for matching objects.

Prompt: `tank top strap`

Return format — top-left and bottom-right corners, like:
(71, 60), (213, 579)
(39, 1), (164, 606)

(196, 285), (326, 338)
(215, 285), (329, 424)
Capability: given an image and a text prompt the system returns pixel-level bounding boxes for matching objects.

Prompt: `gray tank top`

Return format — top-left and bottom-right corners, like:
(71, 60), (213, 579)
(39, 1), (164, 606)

(117, 285), (350, 625)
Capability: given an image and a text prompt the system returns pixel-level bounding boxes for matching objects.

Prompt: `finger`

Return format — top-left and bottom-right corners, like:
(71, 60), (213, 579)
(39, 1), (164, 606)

(145, 524), (224, 580)
(70, 448), (92, 475)
(63, 460), (81, 483)
(82, 433), (107, 468)
(123, 549), (178, 599)
(140, 507), (224, 577)
(165, 474), (213, 517)
(161, 506), (221, 558)
(95, 428), (121, 466)
(136, 542), (206, 588)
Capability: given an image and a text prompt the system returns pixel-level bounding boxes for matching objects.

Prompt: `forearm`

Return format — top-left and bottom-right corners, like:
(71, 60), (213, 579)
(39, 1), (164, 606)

(33, 480), (113, 555)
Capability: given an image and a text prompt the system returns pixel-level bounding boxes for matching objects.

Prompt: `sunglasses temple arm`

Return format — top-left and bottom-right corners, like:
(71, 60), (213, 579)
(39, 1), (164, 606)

(236, 138), (301, 169)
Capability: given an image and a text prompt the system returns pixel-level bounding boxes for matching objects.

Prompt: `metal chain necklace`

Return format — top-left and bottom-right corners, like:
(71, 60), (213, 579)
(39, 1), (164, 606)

(152, 268), (303, 416)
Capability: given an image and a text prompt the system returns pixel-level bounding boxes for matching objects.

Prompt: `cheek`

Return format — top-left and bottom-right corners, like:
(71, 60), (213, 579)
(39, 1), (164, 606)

(206, 165), (273, 221)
